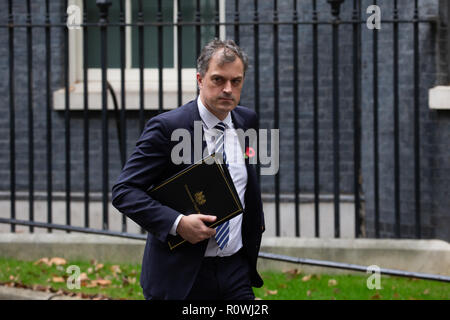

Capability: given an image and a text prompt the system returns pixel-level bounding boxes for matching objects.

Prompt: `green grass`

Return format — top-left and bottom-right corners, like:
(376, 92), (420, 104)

(0, 257), (449, 300)
(253, 270), (450, 300)
(0, 257), (144, 300)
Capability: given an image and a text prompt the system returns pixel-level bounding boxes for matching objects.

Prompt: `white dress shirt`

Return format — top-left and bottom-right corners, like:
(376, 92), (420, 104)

(169, 97), (248, 257)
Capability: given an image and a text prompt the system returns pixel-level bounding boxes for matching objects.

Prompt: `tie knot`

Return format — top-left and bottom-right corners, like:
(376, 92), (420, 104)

(214, 122), (226, 132)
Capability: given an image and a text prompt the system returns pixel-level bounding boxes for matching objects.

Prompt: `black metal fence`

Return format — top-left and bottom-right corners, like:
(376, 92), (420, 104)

(0, 0), (437, 241)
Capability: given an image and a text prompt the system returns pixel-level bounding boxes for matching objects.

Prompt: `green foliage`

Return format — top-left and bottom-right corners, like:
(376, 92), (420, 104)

(1, 258), (449, 300)
(0, 257), (144, 300)
(253, 270), (450, 300)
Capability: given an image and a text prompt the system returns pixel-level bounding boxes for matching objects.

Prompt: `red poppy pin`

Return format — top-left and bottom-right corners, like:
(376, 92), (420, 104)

(245, 147), (255, 159)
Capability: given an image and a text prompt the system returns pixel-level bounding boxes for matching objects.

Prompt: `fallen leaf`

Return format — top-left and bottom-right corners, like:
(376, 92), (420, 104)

(328, 279), (338, 287)
(307, 290), (312, 297)
(265, 289), (278, 295)
(408, 297), (417, 300)
(34, 257), (67, 267)
(371, 292), (382, 300)
(87, 267), (93, 274)
(79, 272), (89, 283)
(34, 258), (51, 266)
(9, 275), (19, 282)
(423, 289), (430, 295)
(49, 257), (67, 266)
(278, 283), (287, 289)
(393, 292), (399, 298)
(302, 275), (312, 282)
(52, 276), (65, 283)
(93, 279), (112, 286)
(95, 263), (104, 272)
(255, 297), (263, 300)
(110, 265), (122, 275)
(333, 288), (341, 294)
(32, 284), (46, 291)
(122, 276), (136, 286)
(284, 269), (300, 279)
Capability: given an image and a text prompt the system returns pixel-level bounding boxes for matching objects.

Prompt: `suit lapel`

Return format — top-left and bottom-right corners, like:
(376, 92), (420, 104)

(188, 100), (207, 163)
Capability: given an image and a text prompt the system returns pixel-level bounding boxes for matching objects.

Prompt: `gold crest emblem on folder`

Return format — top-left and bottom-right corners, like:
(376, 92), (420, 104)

(194, 191), (206, 206)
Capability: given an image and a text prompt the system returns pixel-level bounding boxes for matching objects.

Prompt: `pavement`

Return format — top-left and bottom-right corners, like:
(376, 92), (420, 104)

(0, 285), (88, 300)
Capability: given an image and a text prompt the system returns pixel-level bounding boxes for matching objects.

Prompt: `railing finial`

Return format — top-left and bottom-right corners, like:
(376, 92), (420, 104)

(327, 0), (345, 17)
(96, 0), (112, 22)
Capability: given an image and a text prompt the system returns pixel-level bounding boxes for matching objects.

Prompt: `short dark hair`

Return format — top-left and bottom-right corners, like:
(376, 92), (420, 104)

(197, 39), (249, 77)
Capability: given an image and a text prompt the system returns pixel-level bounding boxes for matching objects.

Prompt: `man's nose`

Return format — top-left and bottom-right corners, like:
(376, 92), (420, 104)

(223, 80), (232, 94)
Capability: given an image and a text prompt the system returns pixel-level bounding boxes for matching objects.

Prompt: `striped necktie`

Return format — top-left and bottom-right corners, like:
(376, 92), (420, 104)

(214, 122), (229, 250)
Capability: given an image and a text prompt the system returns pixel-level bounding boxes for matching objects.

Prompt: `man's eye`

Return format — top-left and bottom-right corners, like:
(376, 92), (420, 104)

(212, 77), (223, 84)
(232, 79), (242, 86)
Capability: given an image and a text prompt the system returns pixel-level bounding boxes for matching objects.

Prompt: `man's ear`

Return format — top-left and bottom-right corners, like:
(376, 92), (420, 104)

(196, 73), (203, 89)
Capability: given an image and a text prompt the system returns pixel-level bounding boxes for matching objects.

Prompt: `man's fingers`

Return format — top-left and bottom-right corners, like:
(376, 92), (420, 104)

(197, 214), (217, 223)
(207, 227), (216, 237)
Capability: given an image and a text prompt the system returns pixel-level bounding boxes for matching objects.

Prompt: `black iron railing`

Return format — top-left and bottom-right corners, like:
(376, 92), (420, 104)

(0, 0), (446, 279)
(0, 1), (438, 243)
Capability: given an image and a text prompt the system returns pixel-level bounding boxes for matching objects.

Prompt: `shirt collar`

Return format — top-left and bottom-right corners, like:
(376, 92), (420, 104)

(197, 96), (233, 130)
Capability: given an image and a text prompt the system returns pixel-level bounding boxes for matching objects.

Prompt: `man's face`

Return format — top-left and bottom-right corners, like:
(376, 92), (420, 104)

(197, 50), (245, 120)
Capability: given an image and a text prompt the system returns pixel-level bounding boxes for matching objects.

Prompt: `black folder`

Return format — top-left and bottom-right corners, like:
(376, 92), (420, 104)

(147, 154), (244, 250)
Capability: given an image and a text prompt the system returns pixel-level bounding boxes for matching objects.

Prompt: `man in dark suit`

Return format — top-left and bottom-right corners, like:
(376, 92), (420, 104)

(112, 39), (265, 300)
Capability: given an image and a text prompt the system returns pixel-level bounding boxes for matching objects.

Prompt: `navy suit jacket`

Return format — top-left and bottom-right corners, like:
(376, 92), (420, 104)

(112, 99), (265, 299)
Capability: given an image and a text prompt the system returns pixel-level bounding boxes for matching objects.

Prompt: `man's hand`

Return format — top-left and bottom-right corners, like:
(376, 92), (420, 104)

(176, 214), (217, 244)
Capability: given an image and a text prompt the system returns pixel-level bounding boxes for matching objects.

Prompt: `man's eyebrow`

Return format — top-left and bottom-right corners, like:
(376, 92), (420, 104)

(210, 73), (243, 78)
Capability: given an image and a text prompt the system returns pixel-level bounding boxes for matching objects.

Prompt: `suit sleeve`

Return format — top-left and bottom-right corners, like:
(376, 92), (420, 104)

(111, 116), (180, 243)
